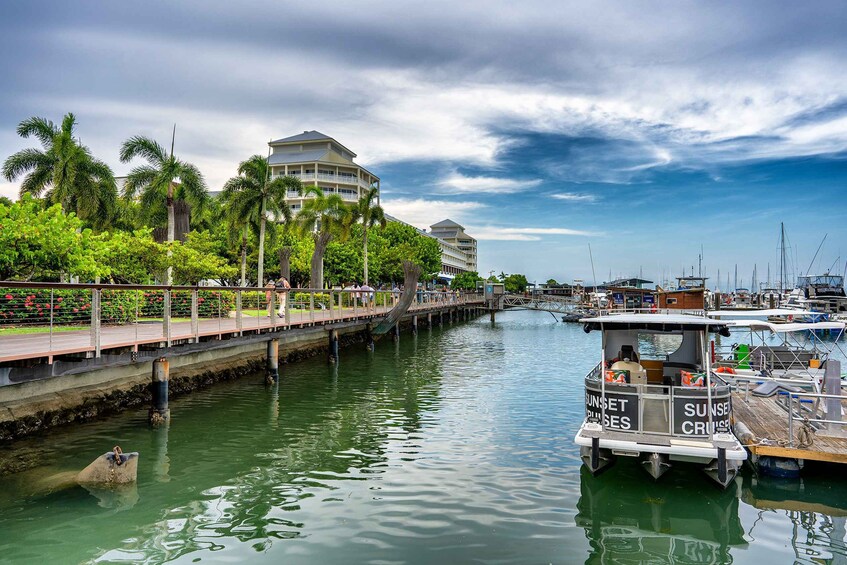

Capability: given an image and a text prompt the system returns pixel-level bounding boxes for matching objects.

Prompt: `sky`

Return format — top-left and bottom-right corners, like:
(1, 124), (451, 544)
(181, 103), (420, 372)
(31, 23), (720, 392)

(1, 1), (846, 288)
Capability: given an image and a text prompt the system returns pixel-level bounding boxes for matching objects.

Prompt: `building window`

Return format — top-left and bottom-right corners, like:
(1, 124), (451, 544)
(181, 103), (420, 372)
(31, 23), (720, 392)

(667, 298), (678, 305)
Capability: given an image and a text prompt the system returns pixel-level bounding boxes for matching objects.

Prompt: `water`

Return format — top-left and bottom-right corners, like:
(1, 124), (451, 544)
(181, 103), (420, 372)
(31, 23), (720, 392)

(1, 310), (846, 564)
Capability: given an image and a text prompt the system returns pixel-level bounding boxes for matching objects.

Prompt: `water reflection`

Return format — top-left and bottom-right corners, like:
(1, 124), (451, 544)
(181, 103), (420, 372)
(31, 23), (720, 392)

(576, 466), (746, 564)
(743, 473), (847, 564)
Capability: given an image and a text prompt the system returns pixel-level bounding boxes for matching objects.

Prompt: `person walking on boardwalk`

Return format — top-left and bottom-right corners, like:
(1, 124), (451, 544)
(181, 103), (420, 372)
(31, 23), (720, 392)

(275, 276), (291, 318)
(265, 280), (276, 317)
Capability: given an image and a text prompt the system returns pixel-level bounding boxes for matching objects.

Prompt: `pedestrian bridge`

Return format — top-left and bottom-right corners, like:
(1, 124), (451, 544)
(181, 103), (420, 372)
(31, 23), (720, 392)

(501, 294), (581, 314)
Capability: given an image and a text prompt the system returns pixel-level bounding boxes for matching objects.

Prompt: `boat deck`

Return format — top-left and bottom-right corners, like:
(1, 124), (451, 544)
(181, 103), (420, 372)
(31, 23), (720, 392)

(732, 389), (847, 464)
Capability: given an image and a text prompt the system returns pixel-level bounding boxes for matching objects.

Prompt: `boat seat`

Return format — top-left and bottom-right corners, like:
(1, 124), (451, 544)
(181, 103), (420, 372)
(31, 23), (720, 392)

(612, 360), (646, 385)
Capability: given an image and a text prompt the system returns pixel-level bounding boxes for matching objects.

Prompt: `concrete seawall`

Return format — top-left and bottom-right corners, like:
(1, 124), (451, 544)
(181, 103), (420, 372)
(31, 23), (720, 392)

(0, 309), (482, 443)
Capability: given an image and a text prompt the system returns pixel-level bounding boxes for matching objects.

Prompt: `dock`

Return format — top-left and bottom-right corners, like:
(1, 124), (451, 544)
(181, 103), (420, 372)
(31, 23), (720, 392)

(733, 389), (847, 465)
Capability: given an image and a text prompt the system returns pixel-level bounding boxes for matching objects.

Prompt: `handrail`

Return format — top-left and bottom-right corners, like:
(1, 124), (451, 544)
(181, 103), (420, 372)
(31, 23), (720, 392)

(0, 283), (485, 371)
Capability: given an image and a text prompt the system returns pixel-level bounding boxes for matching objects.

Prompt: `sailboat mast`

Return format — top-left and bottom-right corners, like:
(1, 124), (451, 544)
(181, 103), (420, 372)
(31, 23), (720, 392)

(779, 222), (786, 293)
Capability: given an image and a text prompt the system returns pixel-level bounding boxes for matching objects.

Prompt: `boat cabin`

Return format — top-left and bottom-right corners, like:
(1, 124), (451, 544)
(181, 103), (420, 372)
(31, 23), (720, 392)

(574, 313), (745, 487)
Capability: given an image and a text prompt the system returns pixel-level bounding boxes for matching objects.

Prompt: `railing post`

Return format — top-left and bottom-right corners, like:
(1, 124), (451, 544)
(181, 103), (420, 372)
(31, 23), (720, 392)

(236, 290), (243, 335)
(788, 394), (795, 448)
(90, 288), (101, 358)
(162, 289), (171, 347)
(269, 290), (277, 327)
(310, 292), (315, 324)
(49, 288), (54, 356)
(329, 290), (335, 321)
(285, 288), (291, 326)
(191, 289), (199, 343)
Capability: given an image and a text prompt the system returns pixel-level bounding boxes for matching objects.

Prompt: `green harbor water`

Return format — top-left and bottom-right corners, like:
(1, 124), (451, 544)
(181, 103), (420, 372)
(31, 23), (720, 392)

(1, 310), (847, 564)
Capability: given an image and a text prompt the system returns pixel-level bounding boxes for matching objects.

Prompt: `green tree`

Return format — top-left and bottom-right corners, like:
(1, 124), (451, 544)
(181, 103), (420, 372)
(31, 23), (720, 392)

(2, 113), (117, 229)
(96, 228), (167, 284)
(546, 278), (558, 286)
(170, 231), (237, 284)
(222, 155), (301, 286)
(369, 222), (440, 283)
(119, 132), (208, 284)
(0, 196), (104, 281)
(296, 187), (352, 289)
(503, 273), (529, 293)
(451, 271), (482, 290)
(349, 187), (385, 285)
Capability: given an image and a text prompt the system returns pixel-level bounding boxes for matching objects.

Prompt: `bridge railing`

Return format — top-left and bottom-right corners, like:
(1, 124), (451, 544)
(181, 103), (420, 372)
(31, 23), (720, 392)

(0, 282), (484, 364)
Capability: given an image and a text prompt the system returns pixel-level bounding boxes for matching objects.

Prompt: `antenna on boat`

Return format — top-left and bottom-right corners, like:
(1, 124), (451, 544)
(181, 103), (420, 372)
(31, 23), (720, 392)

(805, 234), (827, 277)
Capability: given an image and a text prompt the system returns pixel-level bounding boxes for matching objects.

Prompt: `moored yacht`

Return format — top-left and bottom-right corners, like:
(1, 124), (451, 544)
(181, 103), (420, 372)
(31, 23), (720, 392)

(574, 313), (747, 488)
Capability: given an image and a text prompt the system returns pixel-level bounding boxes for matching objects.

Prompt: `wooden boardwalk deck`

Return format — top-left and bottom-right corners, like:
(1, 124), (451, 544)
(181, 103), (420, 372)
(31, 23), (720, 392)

(732, 389), (847, 464)
(0, 301), (477, 364)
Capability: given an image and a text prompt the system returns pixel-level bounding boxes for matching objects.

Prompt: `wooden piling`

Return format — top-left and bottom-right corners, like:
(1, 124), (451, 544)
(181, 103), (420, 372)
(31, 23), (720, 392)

(150, 358), (170, 424)
(267, 339), (279, 382)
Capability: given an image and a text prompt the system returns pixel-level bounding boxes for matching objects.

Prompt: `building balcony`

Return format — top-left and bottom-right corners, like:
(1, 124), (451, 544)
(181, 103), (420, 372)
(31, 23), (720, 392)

(278, 171), (372, 188)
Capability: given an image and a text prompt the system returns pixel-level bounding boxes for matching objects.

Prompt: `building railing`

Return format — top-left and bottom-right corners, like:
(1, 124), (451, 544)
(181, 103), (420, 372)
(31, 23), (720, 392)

(0, 282), (483, 370)
(278, 171), (371, 188)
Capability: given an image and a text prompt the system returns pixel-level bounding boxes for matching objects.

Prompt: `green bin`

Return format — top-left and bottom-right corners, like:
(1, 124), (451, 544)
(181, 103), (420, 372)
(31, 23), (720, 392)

(734, 344), (750, 369)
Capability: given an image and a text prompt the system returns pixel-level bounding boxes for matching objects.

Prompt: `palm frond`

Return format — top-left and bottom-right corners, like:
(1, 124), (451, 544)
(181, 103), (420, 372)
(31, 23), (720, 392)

(120, 135), (167, 165)
(2, 148), (51, 182)
(16, 116), (57, 148)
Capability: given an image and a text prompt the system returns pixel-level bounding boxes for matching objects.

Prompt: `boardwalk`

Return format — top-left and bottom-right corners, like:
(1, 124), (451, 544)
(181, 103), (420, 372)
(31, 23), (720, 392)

(0, 298), (482, 364)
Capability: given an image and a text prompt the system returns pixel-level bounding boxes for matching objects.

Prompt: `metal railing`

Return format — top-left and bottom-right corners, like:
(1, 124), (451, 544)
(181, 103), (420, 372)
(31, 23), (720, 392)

(0, 282), (483, 367)
(785, 391), (847, 448)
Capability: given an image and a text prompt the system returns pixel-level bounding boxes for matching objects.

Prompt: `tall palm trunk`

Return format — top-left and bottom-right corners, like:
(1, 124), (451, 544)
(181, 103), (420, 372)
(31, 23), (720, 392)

(363, 227), (369, 286)
(257, 197), (267, 286)
(311, 231), (332, 289)
(240, 225), (248, 287)
(279, 247), (291, 282)
(166, 181), (175, 285)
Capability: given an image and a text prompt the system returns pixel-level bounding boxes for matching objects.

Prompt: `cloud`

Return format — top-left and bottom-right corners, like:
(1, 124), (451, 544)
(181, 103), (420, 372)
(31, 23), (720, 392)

(437, 172), (542, 194)
(382, 198), (485, 230)
(551, 192), (598, 202)
(470, 225), (600, 241)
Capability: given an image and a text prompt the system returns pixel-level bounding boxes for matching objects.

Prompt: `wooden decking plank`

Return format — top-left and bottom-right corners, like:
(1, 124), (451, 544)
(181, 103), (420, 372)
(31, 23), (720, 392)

(733, 389), (847, 464)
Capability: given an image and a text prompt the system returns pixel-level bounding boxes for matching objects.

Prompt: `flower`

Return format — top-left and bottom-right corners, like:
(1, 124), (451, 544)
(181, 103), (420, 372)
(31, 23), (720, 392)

(4, 294), (11, 300)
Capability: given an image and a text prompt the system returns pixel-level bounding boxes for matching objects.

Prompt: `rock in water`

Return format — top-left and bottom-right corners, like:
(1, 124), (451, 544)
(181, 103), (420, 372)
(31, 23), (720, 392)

(77, 449), (139, 485)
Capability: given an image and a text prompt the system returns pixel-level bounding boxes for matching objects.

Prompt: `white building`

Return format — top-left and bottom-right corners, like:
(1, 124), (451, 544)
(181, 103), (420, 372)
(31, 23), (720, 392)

(428, 219), (478, 274)
(268, 131), (379, 213)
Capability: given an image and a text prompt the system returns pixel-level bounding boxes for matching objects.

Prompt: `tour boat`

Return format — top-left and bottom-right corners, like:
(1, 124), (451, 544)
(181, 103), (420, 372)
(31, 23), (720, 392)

(574, 313), (747, 488)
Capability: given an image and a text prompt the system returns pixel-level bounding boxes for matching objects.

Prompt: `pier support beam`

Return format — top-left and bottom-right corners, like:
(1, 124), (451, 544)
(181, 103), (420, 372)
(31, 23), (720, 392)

(266, 339), (279, 383)
(329, 329), (340, 363)
(149, 358), (170, 425)
(366, 324), (375, 351)
(412, 315), (418, 335)
(490, 310), (496, 323)
(427, 312), (432, 328)
(393, 323), (400, 341)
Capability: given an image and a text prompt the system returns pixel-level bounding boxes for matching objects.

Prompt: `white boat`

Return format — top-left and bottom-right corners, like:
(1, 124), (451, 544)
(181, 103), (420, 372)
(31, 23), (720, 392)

(708, 309), (846, 390)
(573, 313), (747, 488)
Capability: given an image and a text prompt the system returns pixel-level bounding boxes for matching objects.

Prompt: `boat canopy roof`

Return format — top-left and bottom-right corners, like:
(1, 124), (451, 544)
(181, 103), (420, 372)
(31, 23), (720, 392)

(727, 320), (846, 333)
(580, 313), (731, 335)
(709, 308), (819, 318)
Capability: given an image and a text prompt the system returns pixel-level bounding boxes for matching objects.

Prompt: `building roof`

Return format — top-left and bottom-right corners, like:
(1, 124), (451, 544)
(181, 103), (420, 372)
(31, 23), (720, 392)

(271, 130), (333, 144)
(269, 130), (357, 158)
(430, 219), (465, 230)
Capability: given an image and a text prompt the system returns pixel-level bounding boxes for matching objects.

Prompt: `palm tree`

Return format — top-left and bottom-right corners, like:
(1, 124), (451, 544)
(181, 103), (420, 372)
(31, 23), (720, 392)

(222, 155), (301, 286)
(2, 113), (117, 228)
(296, 187), (352, 289)
(219, 188), (257, 287)
(119, 132), (208, 284)
(350, 187), (385, 286)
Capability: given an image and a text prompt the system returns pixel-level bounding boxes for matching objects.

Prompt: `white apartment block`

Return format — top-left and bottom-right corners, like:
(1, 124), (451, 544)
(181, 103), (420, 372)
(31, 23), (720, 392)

(429, 219), (478, 274)
(268, 131), (379, 213)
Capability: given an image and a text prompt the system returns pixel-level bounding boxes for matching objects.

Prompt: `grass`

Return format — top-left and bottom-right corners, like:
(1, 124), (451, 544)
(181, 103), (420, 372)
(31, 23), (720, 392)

(0, 325), (88, 336)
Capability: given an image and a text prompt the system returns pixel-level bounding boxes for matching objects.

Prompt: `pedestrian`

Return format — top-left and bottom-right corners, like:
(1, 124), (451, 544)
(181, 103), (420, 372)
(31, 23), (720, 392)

(275, 276), (291, 318)
(360, 283), (374, 310)
(265, 280), (275, 316)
